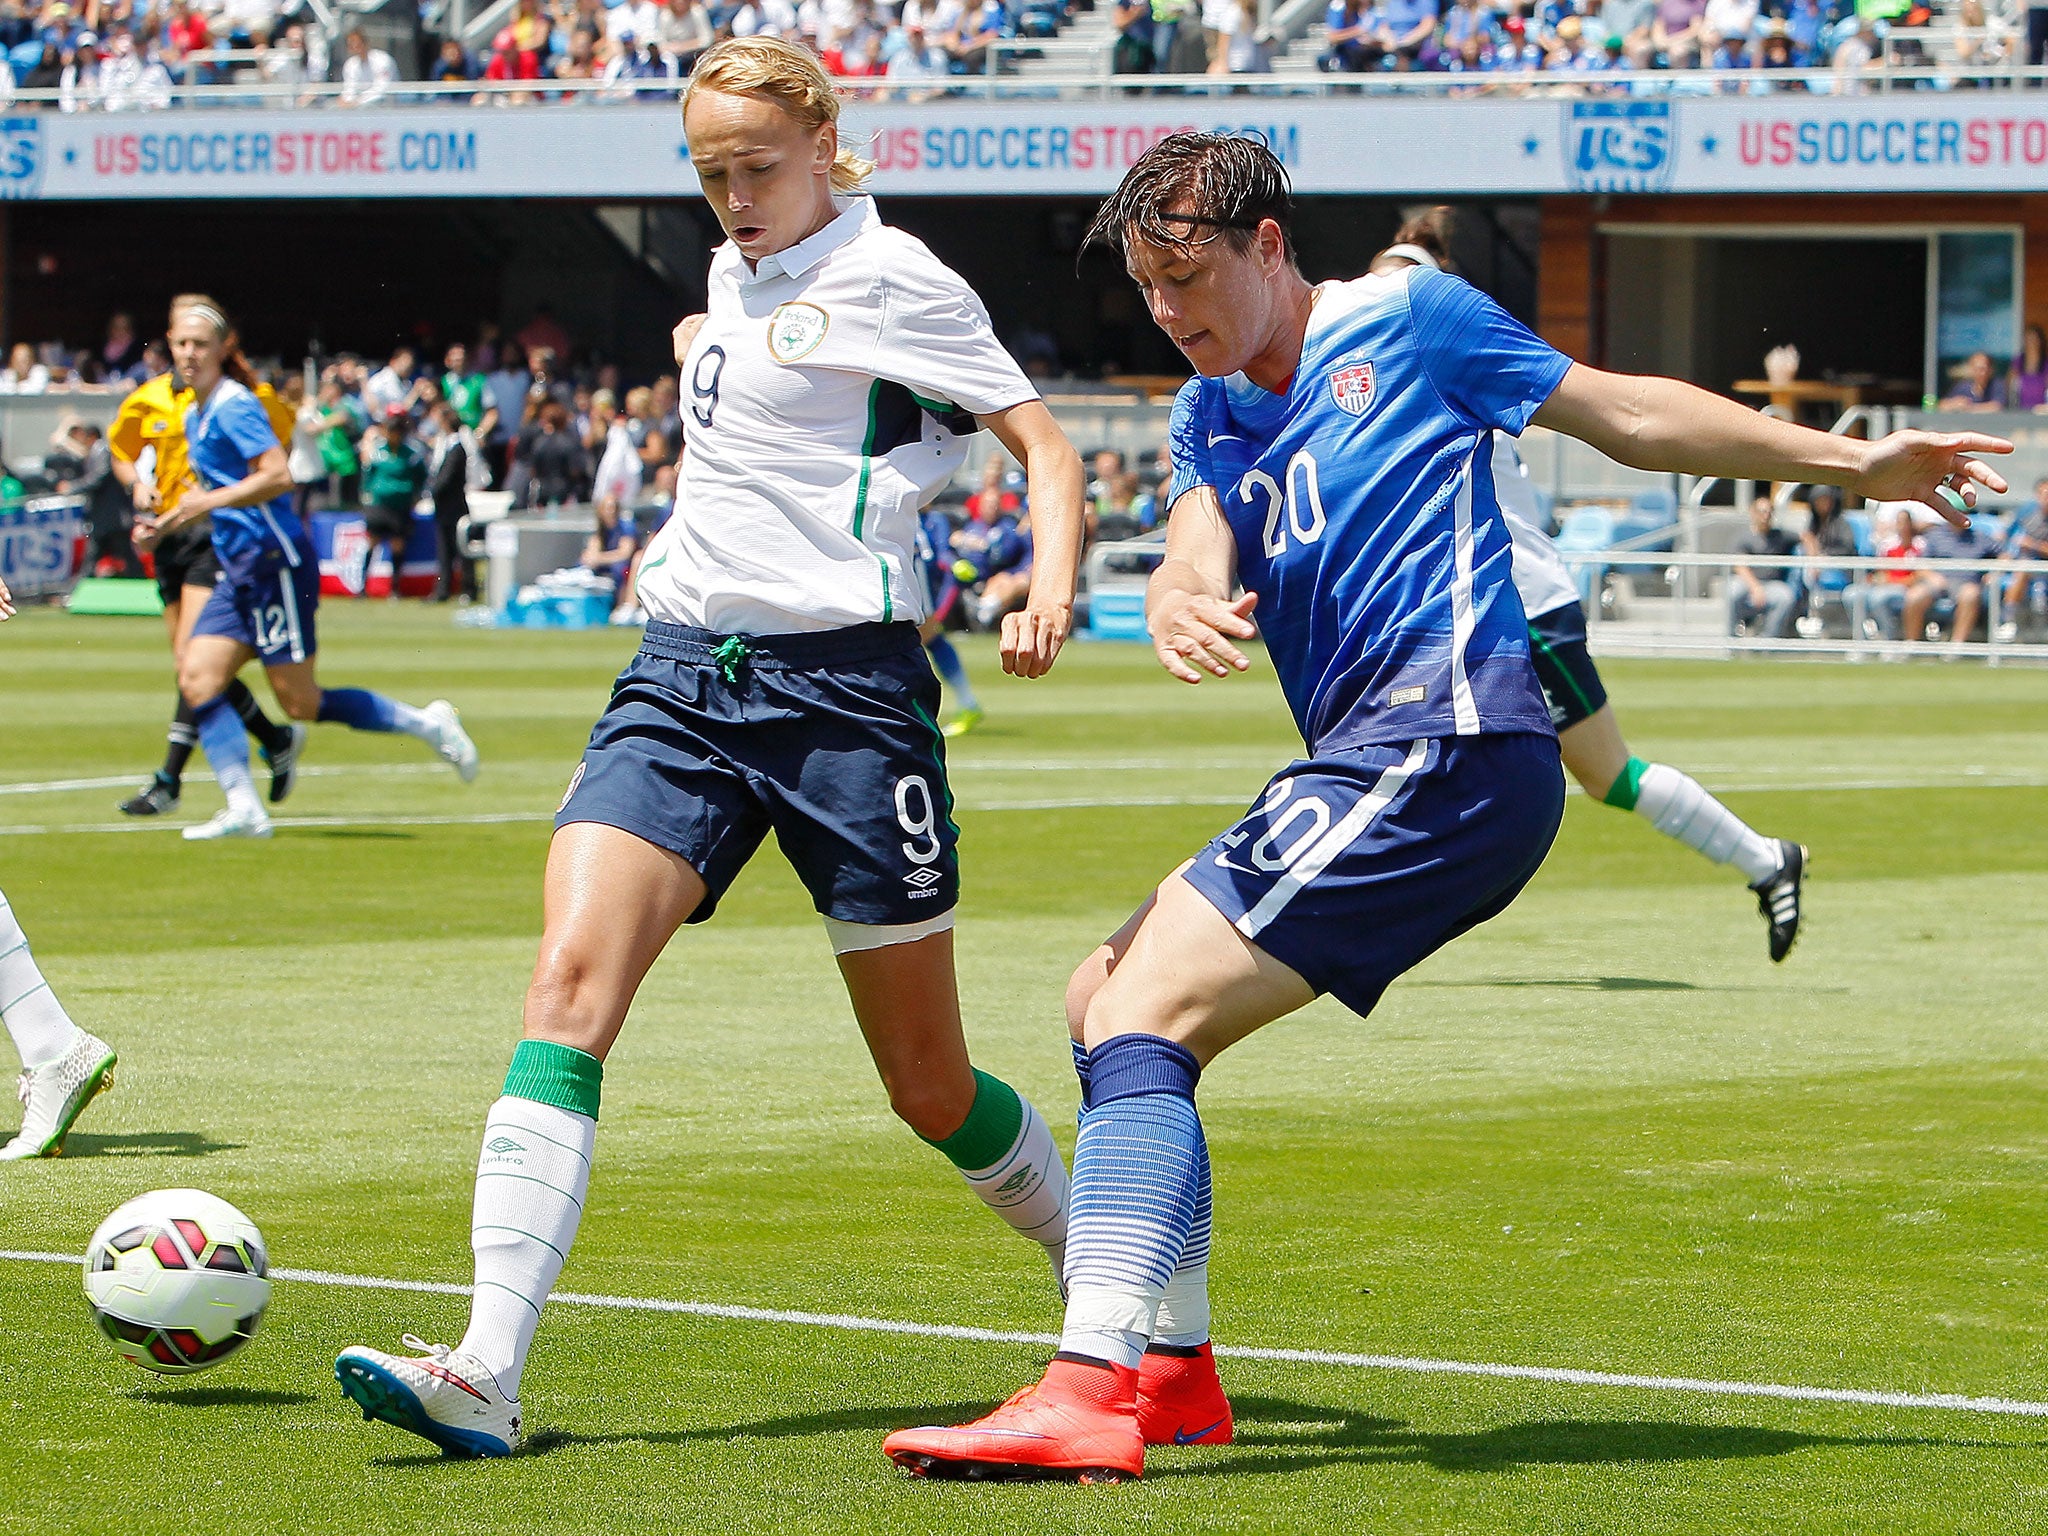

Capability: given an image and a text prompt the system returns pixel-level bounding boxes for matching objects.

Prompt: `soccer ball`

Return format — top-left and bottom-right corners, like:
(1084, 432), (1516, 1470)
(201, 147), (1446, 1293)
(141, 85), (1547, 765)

(82, 1190), (271, 1375)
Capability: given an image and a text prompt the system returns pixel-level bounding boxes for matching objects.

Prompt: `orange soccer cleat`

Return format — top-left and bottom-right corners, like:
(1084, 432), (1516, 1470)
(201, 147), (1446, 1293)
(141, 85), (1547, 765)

(883, 1358), (1146, 1483)
(1136, 1341), (1234, 1446)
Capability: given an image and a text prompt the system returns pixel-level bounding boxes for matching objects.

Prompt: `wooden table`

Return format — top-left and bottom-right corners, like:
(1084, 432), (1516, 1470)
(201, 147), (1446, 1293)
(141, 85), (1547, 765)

(1732, 378), (1868, 419)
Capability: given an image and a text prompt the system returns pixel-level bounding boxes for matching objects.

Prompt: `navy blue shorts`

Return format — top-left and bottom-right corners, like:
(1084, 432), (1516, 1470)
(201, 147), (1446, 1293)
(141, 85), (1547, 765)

(556, 620), (958, 926)
(1180, 732), (1564, 1017)
(191, 543), (320, 665)
(1526, 602), (1608, 730)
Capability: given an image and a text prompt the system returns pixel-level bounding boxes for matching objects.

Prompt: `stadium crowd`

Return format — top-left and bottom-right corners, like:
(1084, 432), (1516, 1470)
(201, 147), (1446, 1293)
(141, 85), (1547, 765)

(0, 0), (2040, 106)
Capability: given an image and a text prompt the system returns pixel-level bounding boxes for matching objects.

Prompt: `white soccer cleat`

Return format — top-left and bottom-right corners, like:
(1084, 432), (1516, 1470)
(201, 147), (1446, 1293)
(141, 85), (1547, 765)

(1, 1030), (117, 1160)
(424, 700), (480, 783)
(335, 1335), (521, 1458)
(181, 804), (273, 841)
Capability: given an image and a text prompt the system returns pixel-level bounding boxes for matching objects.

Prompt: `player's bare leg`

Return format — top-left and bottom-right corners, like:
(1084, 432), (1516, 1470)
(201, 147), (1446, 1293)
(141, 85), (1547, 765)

(840, 930), (1068, 1281)
(338, 824), (702, 1456)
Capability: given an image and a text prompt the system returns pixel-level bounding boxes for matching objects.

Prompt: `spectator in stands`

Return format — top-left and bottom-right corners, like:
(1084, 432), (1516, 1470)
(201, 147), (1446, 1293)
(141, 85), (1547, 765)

(314, 370), (366, 508)
(1436, 0), (1496, 59)
(1151, 0), (1190, 70)
(339, 27), (396, 105)
(2030, 0), (2048, 73)
(1831, 13), (1879, 88)
(1865, 503), (1919, 639)
(648, 373), (681, 457)
(611, 0), (662, 44)
(126, 337), (168, 387)
(579, 497), (638, 586)
(1600, 0), (1654, 50)
(1904, 510), (2001, 642)
(658, 0), (713, 68)
(440, 343), (493, 441)
(1728, 494), (1800, 638)
(56, 31), (98, 111)
(426, 398), (473, 603)
(1086, 447), (1125, 517)
(1652, 0), (1704, 64)
(363, 345), (418, 419)
(0, 342), (48, 393)
(2011, 324), (2048, 412)
(101, 26), (170, 108)
(518, 397), (586, 508)
(1210, 0), (1269, 70)
(1756, 20), (1797, 73)
(19, 39), (60, 91)
(1795, 483), (1856, 632)
(883, 12), (948, 90)
(1111, 0), (1154, 73)
(283, 372), (328, 519)
(949, 0), (1007, 72)
(1997, 477), (2048, 639)
(359, 405), (428, 600)
(553, 28), (599, 82)
(1941, 350), (2008, 412)
(432, 36), (478, 83)
(98, 311), (139, 378)
(1952, 0), (2011, 76)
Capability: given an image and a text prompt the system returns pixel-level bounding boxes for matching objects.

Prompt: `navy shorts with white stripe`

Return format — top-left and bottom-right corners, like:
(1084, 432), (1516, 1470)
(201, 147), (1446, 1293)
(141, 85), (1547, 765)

(191, 541), (322, 666)
(1180, 732), (1564, 1017)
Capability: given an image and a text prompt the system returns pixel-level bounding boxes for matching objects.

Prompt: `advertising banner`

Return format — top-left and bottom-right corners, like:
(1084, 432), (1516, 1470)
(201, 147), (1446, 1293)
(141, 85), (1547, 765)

(0, 498), (86, 599)
(311, 509), (441, 598)
(4, 94), (2048, 201)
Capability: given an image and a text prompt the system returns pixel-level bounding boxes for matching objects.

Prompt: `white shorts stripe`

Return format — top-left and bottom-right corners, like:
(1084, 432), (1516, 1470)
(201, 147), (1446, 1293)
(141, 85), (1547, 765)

(1448, 442), (1482, 735)
(1234, 739), (1430, 941)
(276, 567), (307, 664)
(260, 505), (301, 568)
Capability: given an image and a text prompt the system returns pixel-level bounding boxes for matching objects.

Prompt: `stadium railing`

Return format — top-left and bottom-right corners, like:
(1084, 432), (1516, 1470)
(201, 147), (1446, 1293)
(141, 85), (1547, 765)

(1573, 548), (2048, 663)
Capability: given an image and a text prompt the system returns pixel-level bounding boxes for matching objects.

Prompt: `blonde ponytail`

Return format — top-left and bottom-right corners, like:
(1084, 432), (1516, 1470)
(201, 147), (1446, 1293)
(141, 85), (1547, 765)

(683, 35), (874, 192)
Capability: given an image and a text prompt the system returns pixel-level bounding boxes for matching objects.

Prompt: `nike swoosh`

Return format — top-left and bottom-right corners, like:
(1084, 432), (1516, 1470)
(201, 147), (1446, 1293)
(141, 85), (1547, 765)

(1210, 850), (1254, 876)
(1174, 1419), (1226, 1444)
(1206, 433), (1240, 446)
(955, 1428), (1052, 1440)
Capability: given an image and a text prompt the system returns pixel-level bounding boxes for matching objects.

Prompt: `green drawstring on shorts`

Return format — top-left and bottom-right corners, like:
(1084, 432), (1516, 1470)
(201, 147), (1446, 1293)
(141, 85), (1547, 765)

(710, 634), (751, 686)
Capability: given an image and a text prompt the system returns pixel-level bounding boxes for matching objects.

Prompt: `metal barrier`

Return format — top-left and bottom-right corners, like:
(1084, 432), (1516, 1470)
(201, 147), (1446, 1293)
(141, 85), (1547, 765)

(1575, 549), (2048, 664)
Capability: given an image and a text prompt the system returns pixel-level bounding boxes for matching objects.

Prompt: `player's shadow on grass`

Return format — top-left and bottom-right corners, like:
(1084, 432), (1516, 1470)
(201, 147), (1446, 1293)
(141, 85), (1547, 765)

(375, 1403), (1006, 1465)
(132, 1386), (316, 1409)
(295, 829), (418, 841)
(1414, 976), (1848, 994)
(60, 1130), (242, 1159)
(1150, 1396), (1998, 1479)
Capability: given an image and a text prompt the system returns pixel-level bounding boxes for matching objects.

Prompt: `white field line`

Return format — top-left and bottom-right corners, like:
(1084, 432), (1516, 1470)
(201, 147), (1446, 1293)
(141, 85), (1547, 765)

(5, 1248), (2045, 1419)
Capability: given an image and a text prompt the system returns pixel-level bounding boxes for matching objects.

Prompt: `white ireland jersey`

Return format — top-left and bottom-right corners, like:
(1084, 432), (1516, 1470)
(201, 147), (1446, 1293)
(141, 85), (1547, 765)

(636, 196), (1038, 635)
(1491, 432), (1581, 621)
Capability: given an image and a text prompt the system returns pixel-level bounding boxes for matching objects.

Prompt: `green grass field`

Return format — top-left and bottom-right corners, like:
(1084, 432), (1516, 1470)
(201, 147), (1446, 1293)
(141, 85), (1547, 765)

(3, 603), (2047, 1533)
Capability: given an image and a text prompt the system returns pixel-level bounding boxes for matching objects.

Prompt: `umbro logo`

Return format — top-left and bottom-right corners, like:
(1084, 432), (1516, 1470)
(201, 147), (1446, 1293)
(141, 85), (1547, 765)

(487, 1137), (527, 1154)
(904, 867), (943, 889)
(995, 1166), (1035, 1196)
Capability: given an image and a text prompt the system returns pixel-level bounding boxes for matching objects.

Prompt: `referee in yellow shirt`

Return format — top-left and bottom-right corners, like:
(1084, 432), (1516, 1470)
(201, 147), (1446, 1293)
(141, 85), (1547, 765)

(110, 366), (302, 817)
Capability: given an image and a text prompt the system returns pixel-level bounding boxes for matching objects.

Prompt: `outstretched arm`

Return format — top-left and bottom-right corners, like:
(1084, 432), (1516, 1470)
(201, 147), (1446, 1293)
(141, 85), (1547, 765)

(1532, 363), (2011, 524)
(1147, 485), (1257, 683)
(982, 399), (1084, 679)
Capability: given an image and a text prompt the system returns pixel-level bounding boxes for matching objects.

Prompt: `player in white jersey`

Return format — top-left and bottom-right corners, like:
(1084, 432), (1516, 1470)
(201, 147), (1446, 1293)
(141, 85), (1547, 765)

(1370, 225), (1807, 960)
(0, 577), (120, 1158)
(337, 37), (1088, 1458)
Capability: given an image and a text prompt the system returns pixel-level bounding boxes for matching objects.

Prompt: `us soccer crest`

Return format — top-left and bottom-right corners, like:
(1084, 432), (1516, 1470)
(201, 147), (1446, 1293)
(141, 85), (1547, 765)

(766, 302), (829, 364)
(1329, 362), (1375, 417)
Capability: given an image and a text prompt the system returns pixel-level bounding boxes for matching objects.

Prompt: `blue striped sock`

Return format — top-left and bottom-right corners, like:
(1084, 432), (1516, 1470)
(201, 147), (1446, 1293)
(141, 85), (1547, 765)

(316, 687), (398, 732)
(927, 635), (978, 710)
(1058, 1034), (1204, 1369)
(193, 696), (258, 812)
(1071, 1037), (1092, 1115)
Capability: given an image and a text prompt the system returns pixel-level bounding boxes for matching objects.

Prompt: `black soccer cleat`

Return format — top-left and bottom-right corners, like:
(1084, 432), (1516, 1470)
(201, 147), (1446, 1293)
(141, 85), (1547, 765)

(1750, 840), (1807, 963)
(117, 774), (179, 817)
(263, 723), (308, 805)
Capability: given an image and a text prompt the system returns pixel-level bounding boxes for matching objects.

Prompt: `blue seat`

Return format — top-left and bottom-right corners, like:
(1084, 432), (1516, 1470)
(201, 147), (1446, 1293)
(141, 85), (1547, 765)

(1553, 508), (1616, 609)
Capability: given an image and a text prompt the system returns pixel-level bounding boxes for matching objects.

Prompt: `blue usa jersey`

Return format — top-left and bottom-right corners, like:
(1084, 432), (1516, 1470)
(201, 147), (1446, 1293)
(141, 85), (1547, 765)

(185, 379), (309, 573)
(1167, 267), (1568, 753)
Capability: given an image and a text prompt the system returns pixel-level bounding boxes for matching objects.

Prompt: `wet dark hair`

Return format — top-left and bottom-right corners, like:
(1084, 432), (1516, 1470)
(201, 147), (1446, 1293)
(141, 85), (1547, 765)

(1083, 132), (1295, 267)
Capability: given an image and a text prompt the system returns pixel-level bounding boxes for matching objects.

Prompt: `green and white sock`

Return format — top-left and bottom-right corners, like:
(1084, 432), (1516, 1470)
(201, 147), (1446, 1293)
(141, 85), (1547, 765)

(0, 888), (82, 1071)
(457, 1039), (600, 1397)
(924, 1069), (1069, 1284)
(1605, 758), (1783, 886)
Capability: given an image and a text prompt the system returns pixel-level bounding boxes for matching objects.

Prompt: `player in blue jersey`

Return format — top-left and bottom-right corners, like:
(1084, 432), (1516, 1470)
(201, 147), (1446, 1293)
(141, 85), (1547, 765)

(885, 133), (2010, 1483)
(146, 295), (479, 841)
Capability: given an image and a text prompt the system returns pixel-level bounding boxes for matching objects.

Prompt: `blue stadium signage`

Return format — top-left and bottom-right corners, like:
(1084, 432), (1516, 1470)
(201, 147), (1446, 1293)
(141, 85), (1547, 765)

(8, 99), (2048, 199)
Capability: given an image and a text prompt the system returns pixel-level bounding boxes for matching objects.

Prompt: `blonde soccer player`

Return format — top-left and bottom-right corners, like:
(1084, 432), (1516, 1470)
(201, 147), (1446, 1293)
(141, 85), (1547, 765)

(335, 37), (1087, 1458)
